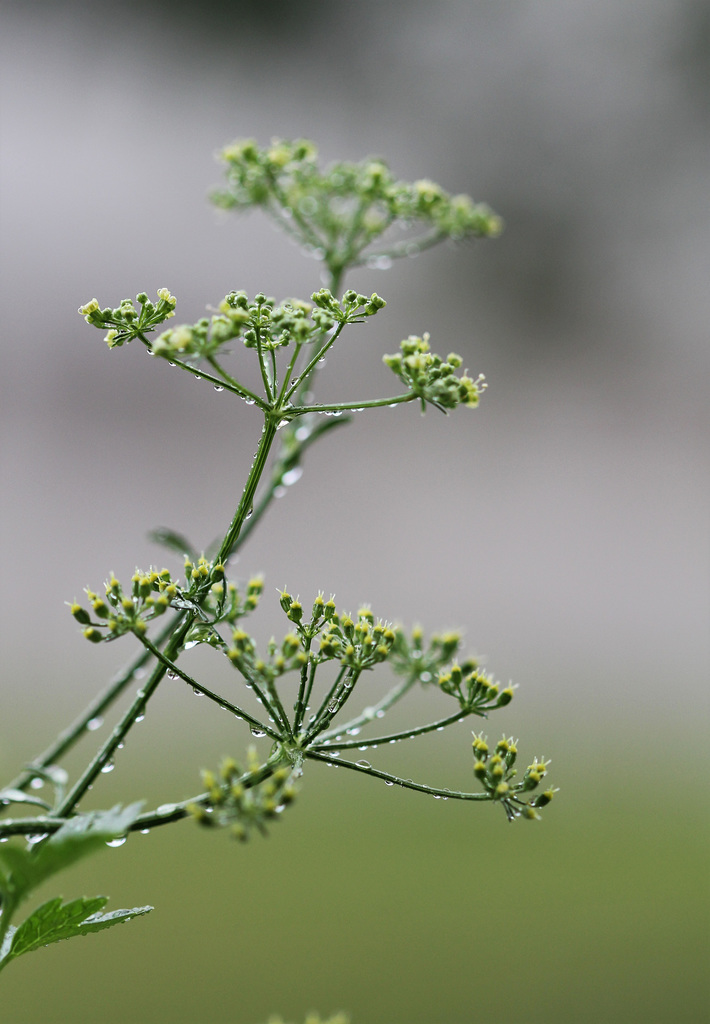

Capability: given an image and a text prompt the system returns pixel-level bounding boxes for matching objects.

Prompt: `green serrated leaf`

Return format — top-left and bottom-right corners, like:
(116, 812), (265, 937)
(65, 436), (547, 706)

(0, 802), (143, 906)
(0, 896), (152, 969)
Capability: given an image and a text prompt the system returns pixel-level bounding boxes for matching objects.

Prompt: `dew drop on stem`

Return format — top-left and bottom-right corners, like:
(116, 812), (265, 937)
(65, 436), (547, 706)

(213, 385), (224, 392)
(100, 761), (115, 774)
(106, 836), (127, 847)
(87, 716), (103, 731)
(250, 727), (266, 738)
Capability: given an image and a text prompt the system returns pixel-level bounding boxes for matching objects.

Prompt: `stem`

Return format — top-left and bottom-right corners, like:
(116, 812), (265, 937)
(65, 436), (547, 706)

(205, 356), (266, 407)
(216, 415), (279, 564)
(316, 675), (419, 743)
(1, 614), (179, 801)
(54, 614), (194, 817)
(283, 320), (348, 405)
(292, 653), (316, 735)
(304, 750), (490, 801)
(302, 666), (361, 744)
(137, 635), (279, 742)
(311, 709), (472, 751)
(351, 228), (447, 267)
(295, 392), (414, 415)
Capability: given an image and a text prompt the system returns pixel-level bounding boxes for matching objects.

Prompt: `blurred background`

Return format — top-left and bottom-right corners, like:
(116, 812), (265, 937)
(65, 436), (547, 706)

(0, 1), (707, 1021)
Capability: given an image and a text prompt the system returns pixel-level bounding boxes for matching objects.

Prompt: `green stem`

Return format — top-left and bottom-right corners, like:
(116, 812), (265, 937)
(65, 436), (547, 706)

(54, 614), (194, 817)
(137, 636), (279, 742)
(316, 675), (419, 743)
(283, 320), (348, 405)
(205, 356), (266, 407)
(295, 392), (414, 415)
(312, 709), (471, 751)
(304, 750), (490, 801)
(217, 415), (279, 564)
(292, 652), (316, 735)
(0, 615), (177, 800)
(351, 228), (447, 267)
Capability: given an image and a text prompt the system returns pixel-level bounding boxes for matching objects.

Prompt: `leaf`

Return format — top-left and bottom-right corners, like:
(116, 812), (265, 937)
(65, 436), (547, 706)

(0, 789), (52, 811)
(0, 896), (152, 968)
(148, 526), (196, 561)
(0, 802), (143, 905)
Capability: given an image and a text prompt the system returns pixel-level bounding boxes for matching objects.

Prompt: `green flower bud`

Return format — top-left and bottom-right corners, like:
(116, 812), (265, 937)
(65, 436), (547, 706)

(70, 603), (91, 625)
(92, 598), (110, 618)
(287, 599), (303, 623)
(83, 627), (103, 643)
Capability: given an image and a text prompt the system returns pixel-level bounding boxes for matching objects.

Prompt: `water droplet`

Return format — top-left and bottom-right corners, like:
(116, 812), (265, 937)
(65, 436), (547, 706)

(245, 507), (254, 519)
(213, 384), (224, 392)
(366, 254), (392, 270)
(433, 794), (441, 800)
(117, 742), (125, 750)
(135, 668), (146, 679)
(157, 803), (177, 816)
(376, 710), (385, 719)
(167, 670), (178, 680)
(29, 777), (44, 790)
(281, 467), (303, 487)
(184, 640), (199, 650)
(347, 727), (361, 736)
(355, 759), (371, 769)
(436, 726), (445, 732)
(100, 761), (115, 774)
(389, 739), (397, 744)
(168, 361), (176, 366)
(317, 357), (327, 366)
(327, 701), (338, 713)
(420, 671), (432, 682)
(250, 727), (266, 738)
(244, 398), (255, 406)
(87, 716), (103, 731)
(194, 374), (202, 380)
(0, 837), (8, 843)
(140, 828), (150, 835)
(274, 485), (286, 498)
(106, 836), (126, 847)
(192, 687), (203, 696)
(26, 833), (48, 845)
(384, 780), (394, 787)
(295, 426), (310, 441)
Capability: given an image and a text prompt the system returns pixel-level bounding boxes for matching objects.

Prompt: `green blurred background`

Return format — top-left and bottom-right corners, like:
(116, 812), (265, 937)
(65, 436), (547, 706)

(0, 1), (708, 1021)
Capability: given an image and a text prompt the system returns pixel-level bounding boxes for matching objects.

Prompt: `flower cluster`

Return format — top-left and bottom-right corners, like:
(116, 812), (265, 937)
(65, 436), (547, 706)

(438, 664), (514, 713)
(149, 289), (382, 362)
(311, 287), (387, 326)
(472, 734), (556, 821)
(78, 289), (176, 348)
(383, 334), (487, 412)
(226, 627), (308, 682)
(316, 607), (396, 671)
(188, 753), (298, 841)
(389, 625), (463, 683)
(211, 138), (502, 270)
(69, 568), (176, 642)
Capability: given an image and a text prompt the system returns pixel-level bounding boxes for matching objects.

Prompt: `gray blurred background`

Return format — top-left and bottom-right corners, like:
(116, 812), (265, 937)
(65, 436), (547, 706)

(0, 2), (708, 1022)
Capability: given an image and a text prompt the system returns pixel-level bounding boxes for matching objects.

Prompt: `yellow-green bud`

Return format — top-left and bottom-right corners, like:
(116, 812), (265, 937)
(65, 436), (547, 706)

(70, 603), (91, 625)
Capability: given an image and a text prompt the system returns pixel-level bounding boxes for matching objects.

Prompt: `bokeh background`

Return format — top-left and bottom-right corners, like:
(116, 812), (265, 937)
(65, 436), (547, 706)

(1, 2), (708, 1022)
